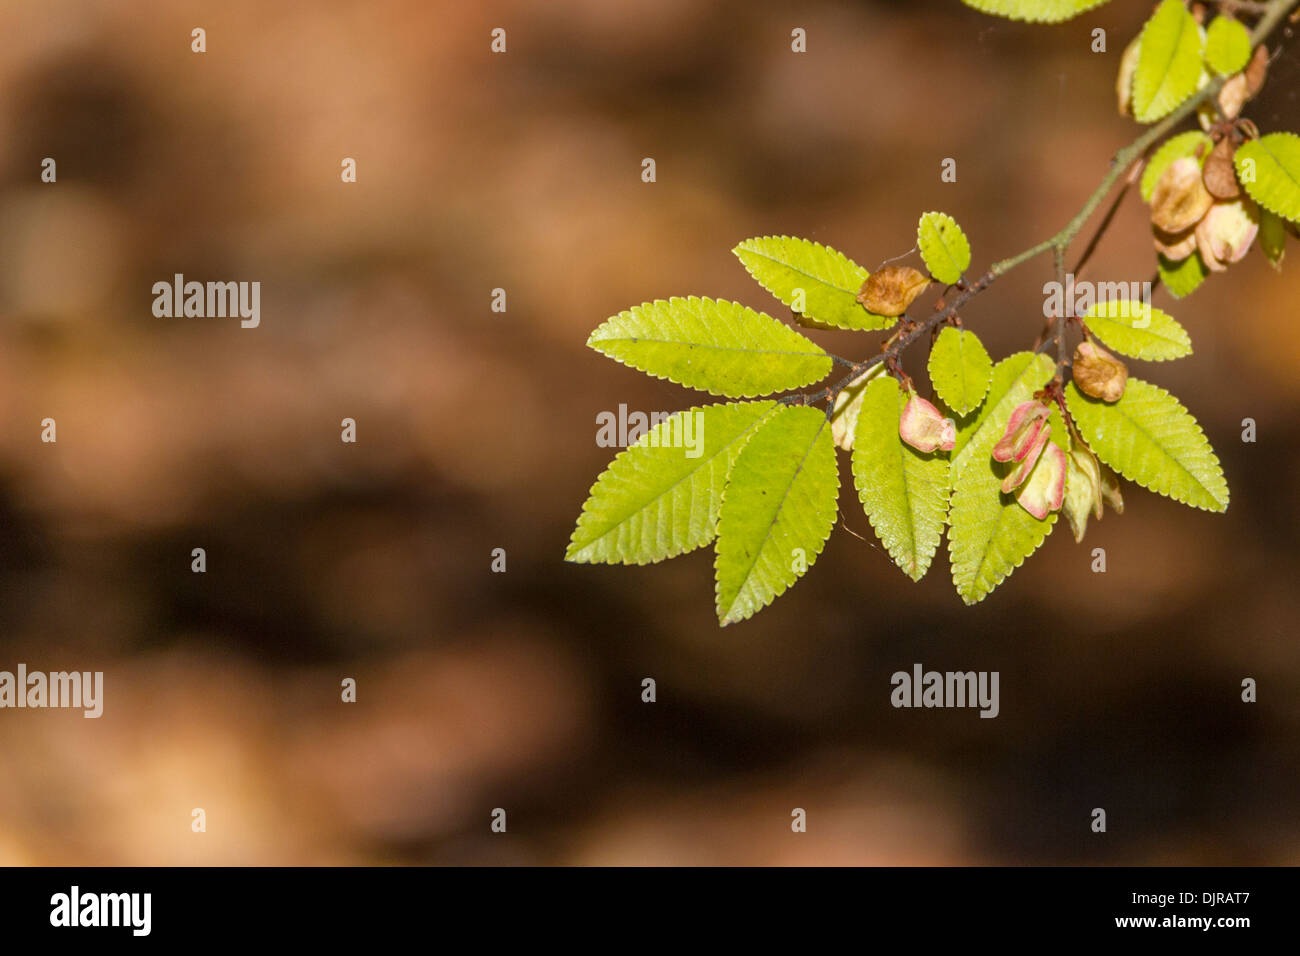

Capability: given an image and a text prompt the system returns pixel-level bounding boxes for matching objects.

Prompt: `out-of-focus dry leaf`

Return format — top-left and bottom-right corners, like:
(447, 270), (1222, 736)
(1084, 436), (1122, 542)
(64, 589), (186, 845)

(1245, 44), (1269, 97)
(1218, 72), (1249, 121)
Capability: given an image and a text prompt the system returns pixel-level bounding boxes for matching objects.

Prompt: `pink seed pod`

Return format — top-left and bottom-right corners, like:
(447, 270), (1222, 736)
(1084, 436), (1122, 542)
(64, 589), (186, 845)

(992, 401), (1050, 463)
(898, 393), (956, 453)
(1016, 442), (1067, 520)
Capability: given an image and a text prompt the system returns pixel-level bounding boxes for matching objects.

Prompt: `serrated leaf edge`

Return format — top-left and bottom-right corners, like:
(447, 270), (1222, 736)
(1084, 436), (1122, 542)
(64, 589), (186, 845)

(1067, 380), (1229, 513)
(851, 377), (951, 581)
(731, 236), (895, 330)
(917, 212), (971, 285)
(949, 500), (1058, 606)
(1083, 302), (1193, 362)
(1134, 0), (1202, 124)
(587, 296), (832, 398)
(1235, 134), (1300, 223)
(928, 326), (993, 416)
(713, 410), (838, 625)
(565, 402), (779, 565)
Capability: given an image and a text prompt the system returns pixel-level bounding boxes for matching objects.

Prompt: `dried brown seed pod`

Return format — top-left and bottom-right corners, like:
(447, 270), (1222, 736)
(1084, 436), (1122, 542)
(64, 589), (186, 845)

(1202, 137), (1241, 200)
(1245, 44), (1269, 98)
(1218, 72), (1249, 122)
(1073, 341), (1128, 403)
(1153, 225), (1198, 260)
(1195, 197), (1260, 272)
(856, 266), (930, 317)
(1116, 36), (1141, 117)
(1150, 157), (1215, 234)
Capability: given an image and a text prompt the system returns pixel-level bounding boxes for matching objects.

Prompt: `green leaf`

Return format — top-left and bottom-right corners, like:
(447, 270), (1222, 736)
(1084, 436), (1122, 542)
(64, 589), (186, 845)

(1204, 16), (1251, 76)
(951, 351), (1056, 467)
(1140, 130), (1212, 201)
(851, 377), (950, 581)
(928, 327), (993, 417)
(1133, 0), (1204, 123)
(1083, 300), (1192, 361)
(733, 236), (894, 331)
(588, 297), (832, 398)
(917, 212), (972, 285)
(1259, 208), (1287, 269)
(566, 401), (778, 564)
(945, 354), (1058, 605)
(1235, 133), (1300, 223)
(1066, 379), (1228, 512)
(960, 0), (1111, 23)
(948, 411), (1064, 605)
(714, 405), (838, 625)
(1158, 251), (1207, 298)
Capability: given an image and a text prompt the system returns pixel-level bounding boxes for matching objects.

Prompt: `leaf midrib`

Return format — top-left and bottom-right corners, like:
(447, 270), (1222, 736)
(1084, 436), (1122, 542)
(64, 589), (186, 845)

(1254, 136), (1300, 200)
(1138, 2), (1194, 119)
(972, 497), (1051, 596)
(572, 405), (779, 556)
(721, 416), (828, 620)
(1089, 313), (1188, 355)
(1104, 388), (1223, 506)
(594, 336), (827, 358)
(921, 219), (961, 281)
(739, 244), (864, 297)
(892, 417), (923, 574)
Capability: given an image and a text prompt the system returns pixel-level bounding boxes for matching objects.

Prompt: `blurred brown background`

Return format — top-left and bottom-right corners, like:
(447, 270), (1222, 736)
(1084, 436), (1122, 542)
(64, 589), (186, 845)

(0, 0), (1296, 865)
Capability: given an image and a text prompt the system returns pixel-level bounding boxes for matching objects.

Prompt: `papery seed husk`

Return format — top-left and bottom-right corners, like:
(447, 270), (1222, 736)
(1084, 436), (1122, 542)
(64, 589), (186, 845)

(1196, 224), (1227, 272)
(1202, 137), (1241, 200)
(1001, 424), (1051, 494)
(1063, 439), (1102, 542)
(1150, 157), (1215, 234)
(1153, 225), (1198, 260)
(1073, 341), (1128, 403)
(1245, 44), (1268, 98)
(1016, 443), (1067, 521)
(1195, 197), (1260, 271)
(1100, 466), (1124, 515)
(1116, 36), (1141, 117)
(1218, 73), (1249, 121)
(899, 393), (955, 453)
(992, 400), (1050, 463)
(1073, 443), (1104, 521)
(857, 266), (930, 318)
(829, 366), (886, 452)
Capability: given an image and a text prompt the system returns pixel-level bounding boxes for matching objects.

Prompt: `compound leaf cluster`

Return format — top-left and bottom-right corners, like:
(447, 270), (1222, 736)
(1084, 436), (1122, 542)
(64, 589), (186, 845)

(567, 0), (1268, 631)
